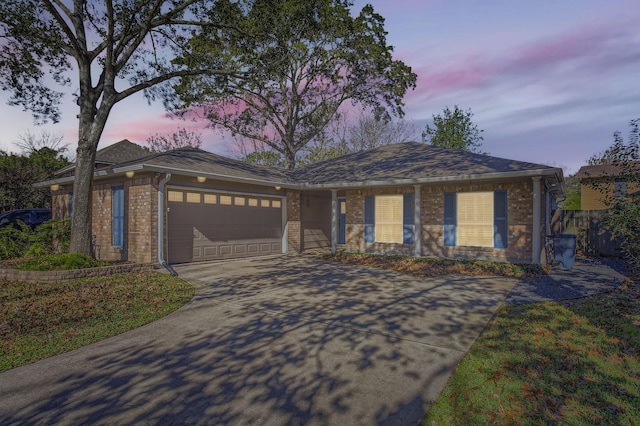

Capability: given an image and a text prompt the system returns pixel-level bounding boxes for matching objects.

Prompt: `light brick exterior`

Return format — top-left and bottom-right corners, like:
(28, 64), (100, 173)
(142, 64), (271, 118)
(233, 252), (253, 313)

(52, 173), (551, 265)
(52, 175), (158, 263)
(285, 179), (551, 264)
(286, 190), (302, 254)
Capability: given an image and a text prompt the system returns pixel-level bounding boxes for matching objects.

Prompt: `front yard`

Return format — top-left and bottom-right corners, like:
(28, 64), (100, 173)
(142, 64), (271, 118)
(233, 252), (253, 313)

(325, 252), (639, 424)
(0, 272), (193, 372)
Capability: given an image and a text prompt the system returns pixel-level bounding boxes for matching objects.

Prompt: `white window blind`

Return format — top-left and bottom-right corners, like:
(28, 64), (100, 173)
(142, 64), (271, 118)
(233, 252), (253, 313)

(375, 195), (403, 243)
(457, 192), (493, 247)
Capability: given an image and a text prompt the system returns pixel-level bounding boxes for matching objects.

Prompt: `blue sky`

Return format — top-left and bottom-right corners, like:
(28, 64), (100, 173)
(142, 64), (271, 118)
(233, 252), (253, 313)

(0, 0), (638, 174)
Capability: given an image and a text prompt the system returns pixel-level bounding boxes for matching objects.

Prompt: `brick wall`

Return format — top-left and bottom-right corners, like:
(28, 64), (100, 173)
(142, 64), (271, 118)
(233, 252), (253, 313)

(286, 190), (302, 254)
(345, 186), (415, 256)
(52, 176), (157, 263)
(342, 180), (540, 263)
(128, 178), (156, 264)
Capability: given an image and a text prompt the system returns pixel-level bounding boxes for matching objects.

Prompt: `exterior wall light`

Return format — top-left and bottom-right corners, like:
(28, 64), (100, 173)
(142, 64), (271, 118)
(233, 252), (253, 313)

(197, 176), (206, 183)
(275, 186), (281, 190)
(125, 171), (135, 178)
(50, 184), (60, 191)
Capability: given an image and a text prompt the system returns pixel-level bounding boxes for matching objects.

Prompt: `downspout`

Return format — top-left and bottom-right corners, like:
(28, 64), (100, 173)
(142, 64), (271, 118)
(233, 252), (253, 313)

(158, 173), (177, 276)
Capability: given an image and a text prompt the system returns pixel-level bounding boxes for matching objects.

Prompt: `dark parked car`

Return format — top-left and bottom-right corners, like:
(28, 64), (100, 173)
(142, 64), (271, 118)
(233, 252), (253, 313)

(0, 209), (52, 230)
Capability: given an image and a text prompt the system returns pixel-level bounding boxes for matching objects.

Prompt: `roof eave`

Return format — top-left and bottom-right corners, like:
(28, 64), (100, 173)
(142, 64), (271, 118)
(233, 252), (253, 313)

(112, 164), (298, 189)
(300, 167), (564, 189)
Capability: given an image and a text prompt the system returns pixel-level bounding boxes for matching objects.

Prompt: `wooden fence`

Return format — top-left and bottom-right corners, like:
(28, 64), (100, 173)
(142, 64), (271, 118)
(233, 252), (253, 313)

(550, 210), (622, 258)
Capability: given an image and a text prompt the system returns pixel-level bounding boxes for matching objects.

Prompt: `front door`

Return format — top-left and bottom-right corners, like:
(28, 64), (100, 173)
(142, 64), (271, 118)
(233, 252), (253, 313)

(338, 198), (346, 244)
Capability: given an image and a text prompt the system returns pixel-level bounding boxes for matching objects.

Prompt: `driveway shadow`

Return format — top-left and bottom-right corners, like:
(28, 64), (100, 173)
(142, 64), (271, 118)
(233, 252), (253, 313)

(0, 257), (516, 425)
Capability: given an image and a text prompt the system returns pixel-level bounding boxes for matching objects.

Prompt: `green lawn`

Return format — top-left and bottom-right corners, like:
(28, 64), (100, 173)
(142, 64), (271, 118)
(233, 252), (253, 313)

(423, 276), (640, 425)
(0, 272), (193, 372)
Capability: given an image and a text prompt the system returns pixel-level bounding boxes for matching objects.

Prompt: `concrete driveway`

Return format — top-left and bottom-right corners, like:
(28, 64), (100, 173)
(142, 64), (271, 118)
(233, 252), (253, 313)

(0, 256), (517, 425)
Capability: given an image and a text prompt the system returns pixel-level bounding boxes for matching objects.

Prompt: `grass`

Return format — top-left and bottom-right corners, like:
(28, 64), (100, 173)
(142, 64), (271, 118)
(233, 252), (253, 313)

(325, 251), (545, 278)
(327, 252), (639, 424)
(422, 278), (640, 425)
(0, 272), (193, 372)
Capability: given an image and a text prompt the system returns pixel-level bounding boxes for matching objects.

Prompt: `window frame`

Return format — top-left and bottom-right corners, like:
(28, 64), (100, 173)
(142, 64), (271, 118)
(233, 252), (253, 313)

(444, 190), (508, 249)
(364, 193), (414, 245)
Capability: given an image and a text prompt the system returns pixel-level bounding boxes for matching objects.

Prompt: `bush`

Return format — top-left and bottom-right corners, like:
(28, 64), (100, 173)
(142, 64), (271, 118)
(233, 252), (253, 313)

(15, 253), (108, 271)
(0, 218), (70, 260)
(0, 221), (32, 260)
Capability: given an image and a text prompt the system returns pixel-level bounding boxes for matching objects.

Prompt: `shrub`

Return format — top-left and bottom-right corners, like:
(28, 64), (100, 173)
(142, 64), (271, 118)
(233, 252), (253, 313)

(0, 221), (32, 260)
(0, 218), (71, 260)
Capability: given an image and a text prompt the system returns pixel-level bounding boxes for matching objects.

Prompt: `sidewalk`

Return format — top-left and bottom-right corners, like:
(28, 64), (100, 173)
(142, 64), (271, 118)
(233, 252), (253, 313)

(506, 258), (628, 304)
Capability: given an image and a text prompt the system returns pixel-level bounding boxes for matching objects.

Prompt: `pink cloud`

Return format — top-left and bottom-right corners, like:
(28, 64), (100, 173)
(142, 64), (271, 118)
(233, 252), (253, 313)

(407, 18), (637, 101)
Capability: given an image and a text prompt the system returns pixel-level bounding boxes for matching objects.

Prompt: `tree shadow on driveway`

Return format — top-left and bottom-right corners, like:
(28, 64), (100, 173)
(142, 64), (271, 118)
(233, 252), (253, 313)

(0, 257), (516, 425)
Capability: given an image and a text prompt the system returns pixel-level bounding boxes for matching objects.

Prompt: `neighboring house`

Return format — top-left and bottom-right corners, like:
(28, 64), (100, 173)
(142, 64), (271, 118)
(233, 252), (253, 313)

(575, 164), (639, 210)
(41, 141), (564, 265)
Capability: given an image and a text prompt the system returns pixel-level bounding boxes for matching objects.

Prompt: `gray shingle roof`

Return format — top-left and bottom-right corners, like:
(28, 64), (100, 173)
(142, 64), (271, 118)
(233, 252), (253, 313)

(55, 139), (150, 176)
(293, 142), (559, 185)
(95, 139), (150, 164)
(115, 147), (292, 184)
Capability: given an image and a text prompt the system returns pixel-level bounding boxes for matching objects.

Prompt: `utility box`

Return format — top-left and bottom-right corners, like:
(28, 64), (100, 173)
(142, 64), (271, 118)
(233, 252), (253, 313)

(553, 234), (577, 268)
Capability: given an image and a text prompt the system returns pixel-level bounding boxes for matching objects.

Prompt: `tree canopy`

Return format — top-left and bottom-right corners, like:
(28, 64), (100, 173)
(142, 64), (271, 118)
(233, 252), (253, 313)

(585, 119), (640, 268)
(174, 0), (417, 169)
(0, 0), (240, 255)
(0, 132), (69, 213)
(145, 127), (203, 152)
(422, 106), (484, 153)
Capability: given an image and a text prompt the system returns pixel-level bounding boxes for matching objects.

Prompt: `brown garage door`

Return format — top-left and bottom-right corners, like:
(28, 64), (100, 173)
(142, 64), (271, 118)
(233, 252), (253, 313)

(167, 189), (283, 263)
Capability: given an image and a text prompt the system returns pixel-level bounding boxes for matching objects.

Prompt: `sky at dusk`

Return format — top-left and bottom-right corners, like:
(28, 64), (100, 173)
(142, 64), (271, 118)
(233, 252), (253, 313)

(0, 0), (638, 174)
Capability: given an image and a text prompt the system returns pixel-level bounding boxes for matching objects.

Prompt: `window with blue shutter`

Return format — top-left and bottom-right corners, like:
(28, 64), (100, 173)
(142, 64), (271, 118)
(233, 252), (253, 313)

(494, 190), (508, 248)
(364, 195), (374, 243)
(112, 186), (125, 248)
(69, 193), (73, 217)
(444, 192), (456, 246)
(403, 193), (414, 244)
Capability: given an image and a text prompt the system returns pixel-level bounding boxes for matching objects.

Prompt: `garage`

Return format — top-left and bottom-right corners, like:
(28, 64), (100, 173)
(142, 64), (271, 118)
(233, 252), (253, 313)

(167, 189), (283, 263)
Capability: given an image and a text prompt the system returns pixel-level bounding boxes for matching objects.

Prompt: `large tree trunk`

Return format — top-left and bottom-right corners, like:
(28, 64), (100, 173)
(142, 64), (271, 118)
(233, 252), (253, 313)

(69, 97), (114, 256)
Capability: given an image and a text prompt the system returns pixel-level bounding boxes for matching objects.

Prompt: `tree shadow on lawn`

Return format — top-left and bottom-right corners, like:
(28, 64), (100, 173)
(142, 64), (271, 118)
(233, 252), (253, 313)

(0, 257), (515, 426)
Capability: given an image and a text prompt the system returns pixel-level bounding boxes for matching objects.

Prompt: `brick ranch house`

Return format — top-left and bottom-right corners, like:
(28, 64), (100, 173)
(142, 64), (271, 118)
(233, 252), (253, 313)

(41, 141), (565, 266)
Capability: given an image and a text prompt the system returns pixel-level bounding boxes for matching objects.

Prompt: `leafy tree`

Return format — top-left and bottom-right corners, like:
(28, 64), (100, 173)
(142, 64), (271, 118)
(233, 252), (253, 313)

(146, 127), (203, 152)
(0, 0), (240, 255)
(600, 119), (640, 268)
(0, 132), (69, 212)
(561, 174), (581, 210)
(585, 119), (640, 268)
(174, 0), (417, 169)
(422, 106), (484, 153)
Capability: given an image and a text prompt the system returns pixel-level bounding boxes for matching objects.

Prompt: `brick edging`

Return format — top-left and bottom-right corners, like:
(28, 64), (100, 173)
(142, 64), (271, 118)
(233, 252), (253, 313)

(0, 263), (156, 283)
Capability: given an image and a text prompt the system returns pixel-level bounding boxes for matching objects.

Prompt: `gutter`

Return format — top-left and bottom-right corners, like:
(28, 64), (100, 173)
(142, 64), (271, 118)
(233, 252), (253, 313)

(296, 167), (565, 190)
(157, 173), (177, 276)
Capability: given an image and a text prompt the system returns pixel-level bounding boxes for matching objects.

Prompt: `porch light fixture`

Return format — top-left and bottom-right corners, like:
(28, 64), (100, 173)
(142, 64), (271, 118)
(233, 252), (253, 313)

(125, 171), (135, 178)
(197, 176), (206, 183)
(50, 184), (60, 191)
(274, 186), (281, 191)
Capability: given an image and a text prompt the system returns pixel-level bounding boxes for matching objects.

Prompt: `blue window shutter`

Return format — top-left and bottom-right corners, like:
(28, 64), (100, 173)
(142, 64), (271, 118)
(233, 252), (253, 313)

(112, 186), (125, 248)
(494, 190), (508, 248)
(69, 193), (73, 218)
(403, 193), (414, 244)
(364, 195), (374, 243)
(444, 192), (456, 246)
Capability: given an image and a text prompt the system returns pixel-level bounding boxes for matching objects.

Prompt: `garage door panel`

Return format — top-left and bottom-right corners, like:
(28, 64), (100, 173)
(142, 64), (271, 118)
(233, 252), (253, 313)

(168, 191), (283, 263)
